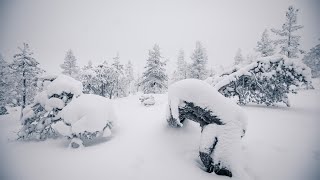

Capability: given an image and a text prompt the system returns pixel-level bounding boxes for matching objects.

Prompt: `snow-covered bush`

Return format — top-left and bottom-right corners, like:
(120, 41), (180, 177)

(54, 94), (116, 148)
(139, 94), (155, 106)
(18, 75), (83, 140)
(166, 79), (247, 178)
(215, 56), (312, 107)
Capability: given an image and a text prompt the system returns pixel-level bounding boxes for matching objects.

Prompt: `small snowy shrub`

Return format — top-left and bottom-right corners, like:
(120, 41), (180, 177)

(55, 94), (116, 148)
(18, 75), (83, 140)
(139, 94), (155, 106)
(215, 56), (312, 106)
(166, 79), (247, 178)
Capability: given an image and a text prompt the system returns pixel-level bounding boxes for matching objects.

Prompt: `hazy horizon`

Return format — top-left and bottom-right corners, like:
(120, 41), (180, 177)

(0, 0), (319, 75)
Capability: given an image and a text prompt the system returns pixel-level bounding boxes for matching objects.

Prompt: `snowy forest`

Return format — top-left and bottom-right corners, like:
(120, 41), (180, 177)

(0, 1), (320, 180)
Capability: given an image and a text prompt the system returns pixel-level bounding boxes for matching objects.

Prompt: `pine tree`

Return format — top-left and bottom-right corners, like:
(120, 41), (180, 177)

(190, 41), (208, 80)
(0, 54), (10, 114)
(79, 60), (95, 93)
(9, 43), (44, 119)
(125, 60), (135, 94)
(176, 49), (188, 80)
(112, 53), (125, 97)
(60, 49), (80, 78)
(92, 61), (116, 98)
(256, 29), (276, 57)
(234, 48), (244, 66)
(272, 6), (304, 58)
(141, 44), (168, 93)
(303, 41), (320, 78)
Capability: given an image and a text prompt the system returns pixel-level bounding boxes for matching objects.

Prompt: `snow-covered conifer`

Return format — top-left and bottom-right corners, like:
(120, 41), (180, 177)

(166, 79), (248, 177)
(216, 56), (312, 106)
(255, 29), (276, 57)
(141, 44), (168, 93)
(272, 6), (304, 58)
(60, 49), (80, 78)
(234, 48), (244, 66)
(79, 61), (96, 93)
(0, 54), (10, 114)
(190, 41), (208, 80)
(303, 41), (320, 78)
(92, 61), (116, 98)
(112, 54), (126, 97)
(124, 60), (135, 94)
(18, 75), (83, 140)
(9, 43), (44, 118)
(176, 49), (188, 80)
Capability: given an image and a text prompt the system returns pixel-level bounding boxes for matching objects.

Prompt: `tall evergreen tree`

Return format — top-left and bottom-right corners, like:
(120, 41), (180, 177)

(256, 29), (276, 57)
(141, 44), (168, 93)
(125, 60), (135, 94)
(190, 41), (208, 80)
(234, 48), (244, 66)
(303, 40), (320, 78)
(60, 49), (80, 78)
(0, 54), (10, 114)
(10, 43), (44, 119)
(176, 49), (188, 80)
(79, 60), (95, 93)
(272, 6), (304, 58)
(112, 53), (125, 97)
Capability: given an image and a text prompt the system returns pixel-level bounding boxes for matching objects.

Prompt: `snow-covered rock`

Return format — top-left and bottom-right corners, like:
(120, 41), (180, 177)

(167, 79), (247, 178)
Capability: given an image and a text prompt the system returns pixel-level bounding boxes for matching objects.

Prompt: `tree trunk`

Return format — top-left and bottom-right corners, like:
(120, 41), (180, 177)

(20, 67), (26, 120)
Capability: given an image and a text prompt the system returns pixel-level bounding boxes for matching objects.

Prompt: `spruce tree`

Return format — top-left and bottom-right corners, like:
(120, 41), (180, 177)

(176, 49), (188, 80)
(303, 40), (320, 78)
(141, 44), (168, 93)
(190, 41), (208, 80)
(256, 29), (276, 57)
(10, 43), (44, 119)
(60, 49), (80, 78)
(112, 53), (125, 97)
(234, 48), (244, 66)
(0, 54), (10, 114)
(125, 60), (135, 94)
(272, 6), (304, 58)
(79, 60), (95, 93)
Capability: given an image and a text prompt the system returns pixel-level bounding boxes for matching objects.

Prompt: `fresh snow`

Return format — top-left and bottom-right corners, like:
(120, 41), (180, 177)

(46, 75), (83, 97)
(57, 94), (116, 135)
(0, 89), (320, 180)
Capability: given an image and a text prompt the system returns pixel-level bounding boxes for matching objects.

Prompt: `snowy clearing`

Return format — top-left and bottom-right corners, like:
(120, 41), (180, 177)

(0, 90), (320, 180)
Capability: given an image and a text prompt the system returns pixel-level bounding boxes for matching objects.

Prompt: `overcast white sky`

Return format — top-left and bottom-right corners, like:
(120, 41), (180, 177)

(0, 0), (319, 75)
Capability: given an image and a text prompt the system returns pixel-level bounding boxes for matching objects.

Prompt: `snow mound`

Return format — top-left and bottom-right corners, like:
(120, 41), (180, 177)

(139, 94), (155, 106)
(58, 94), (116, 136)
(46, 75), (83, 97)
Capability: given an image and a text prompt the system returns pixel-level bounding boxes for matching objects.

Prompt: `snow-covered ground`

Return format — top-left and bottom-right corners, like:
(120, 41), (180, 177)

(0, 90), (320, 180)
